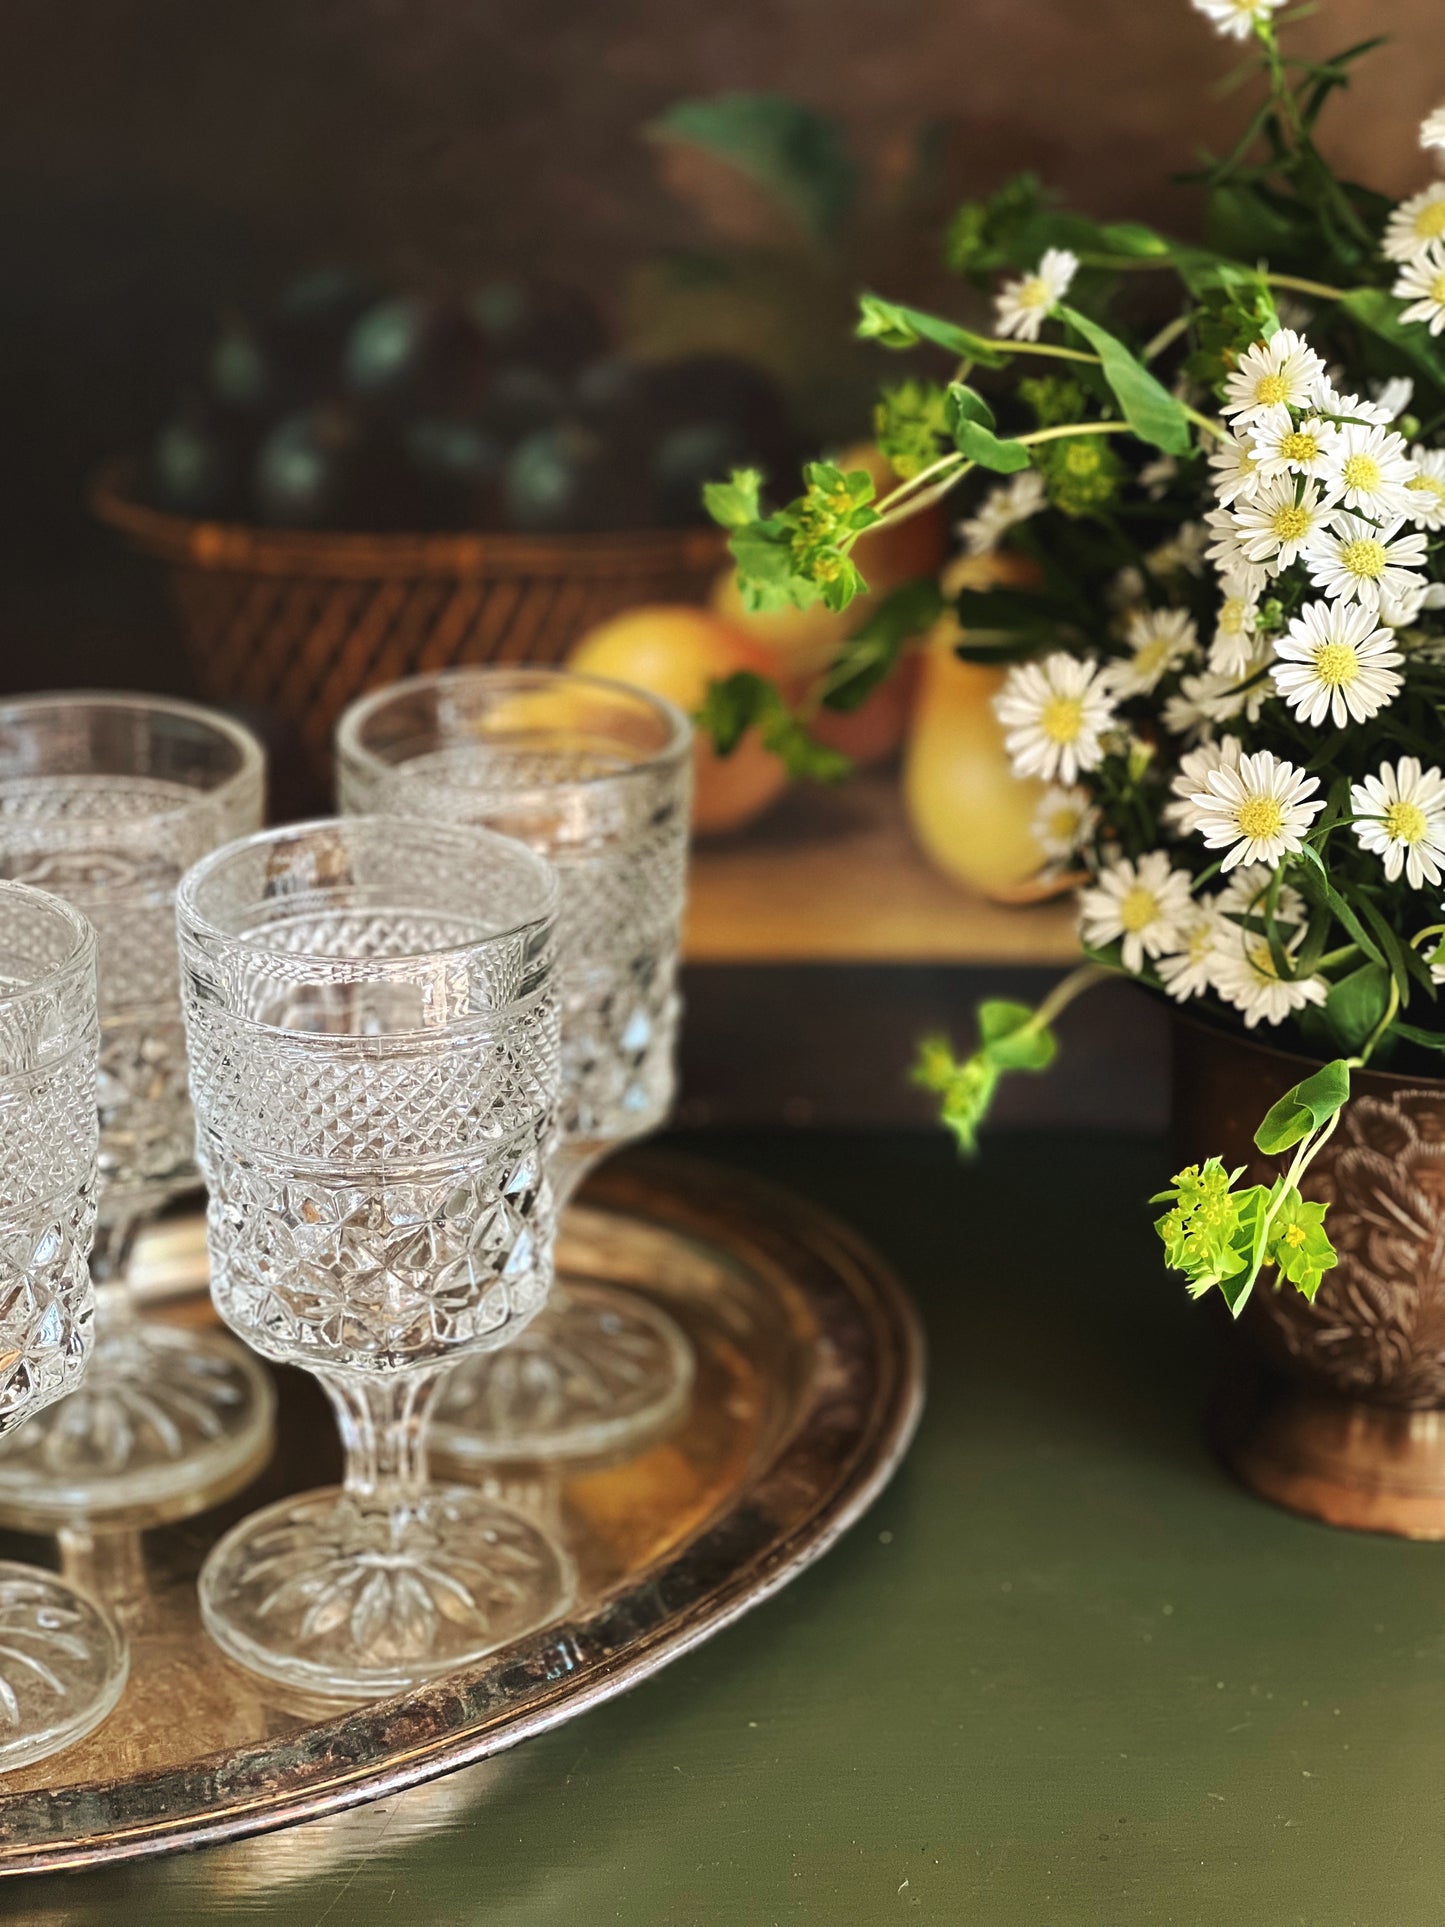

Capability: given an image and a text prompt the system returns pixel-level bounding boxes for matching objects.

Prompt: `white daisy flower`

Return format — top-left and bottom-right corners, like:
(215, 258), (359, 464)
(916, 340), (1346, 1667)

(1107, 606), (1199, 698)
(1270, 598), (1404, 727)
(1032, 785), (1098, 865)
(1423, 106), (1445, 155)
(1382, 183), (1445, 265)
(1145, 521), (1210, 579)
(1216, 862), (1306, 931)
(1249, 412), (1338, 484)
(1186, 748), (1323, 871)
(1371, 376), (1414, 421)
(1229, 475), (1330, 569)
(1394, 242), (1445, 336)
(1157, 901), (1226, 1003)
(1303, 513), (1429, 611)
(1403, 446), (1445, 530)
(1318, 422), (1417, 517)
(1164, 735), (1244, 832)
(1311, 376), (1392, 426)
(1350, 757), (1445, 889)
(1106, 565), (1147, 613)
(957, 469), (1048, 556)
(1221, 331), (1326, 427)
(1163, 653), (1272, 736)
(1079, 851), (1194, 975)
(1211, 923), (1328, 1030)
(1139, 455), (1179, 500)
(1379, 577), (1445, 630)
(1209, 580), (1261, 677)
(994, 652), (1116, 785)
(1190, 0), (1286, 41)
(993, 249), (1079, 343)
(1209, 431), (1263, 506)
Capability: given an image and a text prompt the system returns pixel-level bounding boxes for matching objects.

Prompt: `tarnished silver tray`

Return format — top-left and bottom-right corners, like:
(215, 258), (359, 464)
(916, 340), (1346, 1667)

(0, 1151), (923, 1876)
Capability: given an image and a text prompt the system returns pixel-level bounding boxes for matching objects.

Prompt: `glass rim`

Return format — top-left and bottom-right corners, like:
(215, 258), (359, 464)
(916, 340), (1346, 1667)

(335, 665), (693, 792)
(176, 814), (560, 967)
(0, 878), (97, 1014)
(0, 689), (265, 816)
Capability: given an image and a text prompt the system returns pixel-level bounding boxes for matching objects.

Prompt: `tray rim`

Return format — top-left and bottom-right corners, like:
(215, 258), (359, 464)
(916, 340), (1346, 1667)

(0, 1148), (924, 1877)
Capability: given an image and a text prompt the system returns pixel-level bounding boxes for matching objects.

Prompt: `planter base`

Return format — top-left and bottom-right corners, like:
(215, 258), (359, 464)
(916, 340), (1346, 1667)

(1216, 1377), (1445, 1539)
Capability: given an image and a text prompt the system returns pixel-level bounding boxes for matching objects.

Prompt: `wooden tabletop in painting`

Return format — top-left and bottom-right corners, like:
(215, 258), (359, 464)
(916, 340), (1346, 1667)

(17, 1127), (1442, 1927)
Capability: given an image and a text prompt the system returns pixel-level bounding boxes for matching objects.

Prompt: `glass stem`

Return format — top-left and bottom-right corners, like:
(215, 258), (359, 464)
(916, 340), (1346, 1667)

(91, 1207), (144, 1340)
(321, 1370), (446, 1529)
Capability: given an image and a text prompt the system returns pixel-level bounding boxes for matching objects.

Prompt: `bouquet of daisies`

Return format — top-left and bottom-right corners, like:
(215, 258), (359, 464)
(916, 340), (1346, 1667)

(703, 0), (1445, 1313)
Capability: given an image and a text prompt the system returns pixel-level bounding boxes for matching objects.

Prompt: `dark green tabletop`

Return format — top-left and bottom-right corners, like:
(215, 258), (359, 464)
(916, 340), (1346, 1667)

(13, 1128), (1444, 1926)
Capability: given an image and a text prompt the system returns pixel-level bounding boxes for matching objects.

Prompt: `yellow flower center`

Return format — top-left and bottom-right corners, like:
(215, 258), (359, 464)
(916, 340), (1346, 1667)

(1384, 799), (1429, 845)
(1280, 430), (1320, 464)
(1312, 641), (1360, 687)
(1254, 372), (1291, 407)
(1018, 276), (1049, 311)
(1271, 503), (1311, 542)
(1047, 807), (1081, 844)
(1408, 473), (1445, 506)
(1413, 201), (1445, 242)
(1134, 638), (1173, 679)
(1236, 796), (1285, 841)
(1340, 452), (1383, 494)
(1246, 937), (1281, 980)
(1431, 272), (1445, 307)
(1040, 695), (1084, 745)
(1282, 1222), (1308, 1250)
(1220, 598), (1248, 635)
(1118, 886), (1159, 934)
(1340, 537), (1387, 580)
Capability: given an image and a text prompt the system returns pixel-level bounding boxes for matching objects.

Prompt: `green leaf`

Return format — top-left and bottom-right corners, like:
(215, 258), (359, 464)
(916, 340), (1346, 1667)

(1254, 1059), (1352, 1157)
(726, 522), (822, 613)
(945, 386), (1032, 472)
(645, 94), (859, 243)
(1056, 306), (1191, 455)
(856, 294), (1010, 367)
(821, 577), (943, 713)
(694, 670), (851, 783)
(1391, 1021), (1445, 1054)
(1294, 848), (1387, 969)
(1324, 961), (1391, 1052)
(1338, 286), (1445, 398)
(703, 467), (764, 531)
(976, 999), (1056, 1071)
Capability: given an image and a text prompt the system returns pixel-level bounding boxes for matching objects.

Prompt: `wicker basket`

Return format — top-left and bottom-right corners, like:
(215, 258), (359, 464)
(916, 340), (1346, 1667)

(92, 462), (725, 792)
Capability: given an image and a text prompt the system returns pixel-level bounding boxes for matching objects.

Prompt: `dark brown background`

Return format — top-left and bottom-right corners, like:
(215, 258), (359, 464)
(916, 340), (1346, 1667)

(0, 0), (1439, 686)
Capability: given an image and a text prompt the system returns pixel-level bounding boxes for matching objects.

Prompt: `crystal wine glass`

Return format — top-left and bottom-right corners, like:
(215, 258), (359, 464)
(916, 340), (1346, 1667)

(336, 667), (693, 1460)
(176, 815), (572, 1698)
(0, 693), (274, 1524)
(0, 880), (127, 1766)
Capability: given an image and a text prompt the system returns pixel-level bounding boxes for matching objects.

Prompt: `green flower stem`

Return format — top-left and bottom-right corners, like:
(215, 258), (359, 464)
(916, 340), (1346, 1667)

(994, 338), (1102, 365)
(1410, 923), (1445, 950)
(1030, 962), (1116, 1035)
(1180, 403), (1227, 443)
(1361, 978), (1401, 1063)
(1263, 271), (1346, 301)
(1314, 944), (1360, 972)
(1142, 314), (1191, 362)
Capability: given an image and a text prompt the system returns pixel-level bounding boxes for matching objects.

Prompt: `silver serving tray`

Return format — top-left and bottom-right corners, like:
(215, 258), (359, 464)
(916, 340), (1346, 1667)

(0, 1151), (923, 1876)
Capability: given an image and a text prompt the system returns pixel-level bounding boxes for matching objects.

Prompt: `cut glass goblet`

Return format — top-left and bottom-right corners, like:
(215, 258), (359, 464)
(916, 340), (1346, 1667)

(0, 694), (274, 1524)
(177, 815), (571, 1698)
(336, 667), (693, 1460)
(0, 879), (127, 1766)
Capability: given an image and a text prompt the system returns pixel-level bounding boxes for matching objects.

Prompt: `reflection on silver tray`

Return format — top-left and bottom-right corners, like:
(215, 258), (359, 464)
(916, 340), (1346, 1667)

(0, 1151), (923, 1877)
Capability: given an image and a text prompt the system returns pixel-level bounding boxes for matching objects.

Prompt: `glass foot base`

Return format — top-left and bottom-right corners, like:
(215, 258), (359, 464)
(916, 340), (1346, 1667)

(432, 1280), (695, 1463)
(199, 1486), (575, 1700)
(0, 1323), (276, 1530)
(0, 1561), (128, 1769)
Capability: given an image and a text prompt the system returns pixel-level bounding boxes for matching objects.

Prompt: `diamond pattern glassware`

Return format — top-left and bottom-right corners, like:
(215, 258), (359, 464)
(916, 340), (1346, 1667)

(0, 695), (274, 1525)
(337, 668), (694, 1459)
(0, 880), (127, 1767)
(177, 815), (571, 1697)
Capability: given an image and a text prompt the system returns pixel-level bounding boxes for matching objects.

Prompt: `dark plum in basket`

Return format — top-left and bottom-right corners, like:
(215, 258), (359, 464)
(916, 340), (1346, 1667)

(254, 404), (422, 530)
(342, 295), (488, 415)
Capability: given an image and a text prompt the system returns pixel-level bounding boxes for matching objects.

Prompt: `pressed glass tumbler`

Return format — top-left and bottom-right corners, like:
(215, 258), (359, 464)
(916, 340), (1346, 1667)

(177, 816), (571, 1697)
(337, 667), (693, 1459)
(0, 694), (273, 1524)
(0, 880), (127, 1765)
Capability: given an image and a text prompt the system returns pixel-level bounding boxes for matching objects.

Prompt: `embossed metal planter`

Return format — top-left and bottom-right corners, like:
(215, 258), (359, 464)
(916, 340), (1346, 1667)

(1174, 1016), (1445, 1538)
